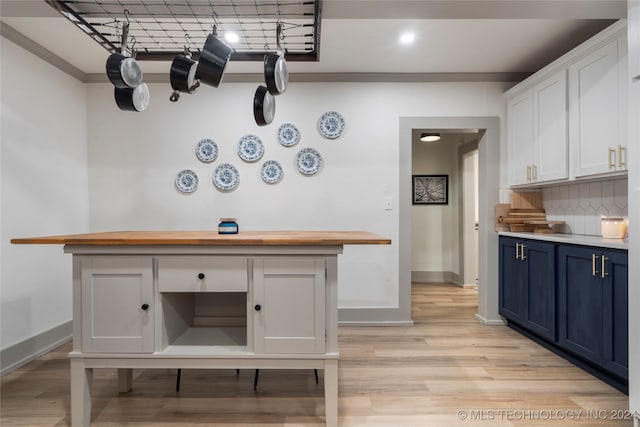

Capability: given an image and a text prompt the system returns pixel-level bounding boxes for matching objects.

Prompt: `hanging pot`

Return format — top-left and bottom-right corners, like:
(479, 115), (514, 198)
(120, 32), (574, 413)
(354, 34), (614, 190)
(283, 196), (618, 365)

(105, 23), (143, 89)
(253, 85), (275, 126)
(169, 54), (200, 102)
(114, 82), (149, 112)
(196, 30), (232, 88)
(264, 24), (288, 95)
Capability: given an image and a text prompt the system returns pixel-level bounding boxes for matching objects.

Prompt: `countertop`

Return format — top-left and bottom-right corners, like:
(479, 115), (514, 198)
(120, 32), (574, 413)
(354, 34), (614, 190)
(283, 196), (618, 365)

(498, 231), (628, 250)
(10, 230), (391, 246)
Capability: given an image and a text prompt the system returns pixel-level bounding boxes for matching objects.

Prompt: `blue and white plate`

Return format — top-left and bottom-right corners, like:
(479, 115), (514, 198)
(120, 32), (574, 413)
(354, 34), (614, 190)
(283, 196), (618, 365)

(237, 134), (264, 162)
(277, 123), (300, 147)
(175, 169), (199, 193)
(213, 163), (240, 191)
(318, 111), (345, 139)
(296, 148), (323, 175)
(261, 160), (284, 184)
(195, 138), (218, 163)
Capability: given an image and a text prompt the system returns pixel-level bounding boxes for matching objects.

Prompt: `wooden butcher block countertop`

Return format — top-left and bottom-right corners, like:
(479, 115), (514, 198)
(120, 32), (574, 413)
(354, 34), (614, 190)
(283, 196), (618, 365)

(11, 230), (391, 246)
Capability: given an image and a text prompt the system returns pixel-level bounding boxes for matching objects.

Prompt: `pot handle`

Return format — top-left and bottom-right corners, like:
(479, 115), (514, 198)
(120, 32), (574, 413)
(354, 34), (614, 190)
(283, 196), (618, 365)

(169, 90), (181, 102)
(276, 23), (283, 55)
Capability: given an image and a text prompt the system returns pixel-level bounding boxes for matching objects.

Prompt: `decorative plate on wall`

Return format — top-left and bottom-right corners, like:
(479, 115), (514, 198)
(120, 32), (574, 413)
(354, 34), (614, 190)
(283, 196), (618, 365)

(277, 123), (300, 147)
(318, 111), (345, 139)
(261, 160), (284, 184)
(195, 138), (218, 163)
(175, 169), (199, 193)
(296, 148), (323, 175)
(237, 134), (264, 162)
(213, 163), (240, 191)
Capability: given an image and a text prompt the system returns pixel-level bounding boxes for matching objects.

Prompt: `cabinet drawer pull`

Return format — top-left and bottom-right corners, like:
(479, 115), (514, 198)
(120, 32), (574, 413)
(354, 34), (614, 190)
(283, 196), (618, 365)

(520, 244), (527, 260)
(197, 272), (205, 280)
(608, 147), (616, 169)
(592, 254), (599, 276)
(141, 303), (149, 311)
(526, 166), (531, 182)
(515, 243), (520, 260)
(532, 164), (537, 181)
(601, 256), (608, 278)
(618, 145), (626, 168)
(254, 304), (262, 311)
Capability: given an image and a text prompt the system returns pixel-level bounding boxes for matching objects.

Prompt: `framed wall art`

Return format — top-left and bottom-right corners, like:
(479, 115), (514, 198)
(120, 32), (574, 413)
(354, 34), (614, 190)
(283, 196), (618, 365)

(412, 175), (448, 205)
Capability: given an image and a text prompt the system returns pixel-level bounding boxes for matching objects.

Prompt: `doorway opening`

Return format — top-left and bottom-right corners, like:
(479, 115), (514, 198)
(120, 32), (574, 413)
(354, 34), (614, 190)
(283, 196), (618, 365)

(399, 117), (501, 326)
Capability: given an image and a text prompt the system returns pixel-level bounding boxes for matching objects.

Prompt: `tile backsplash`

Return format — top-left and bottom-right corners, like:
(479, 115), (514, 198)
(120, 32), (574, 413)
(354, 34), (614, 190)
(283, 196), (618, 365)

(542, 179), (628, 236)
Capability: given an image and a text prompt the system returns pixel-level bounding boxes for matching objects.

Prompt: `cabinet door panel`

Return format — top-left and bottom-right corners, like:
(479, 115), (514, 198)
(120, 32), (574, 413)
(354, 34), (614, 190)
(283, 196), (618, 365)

(534, 70), (568, 182)
(499, 237), (524, 323)
(603, 251), (628, 379)
(523, 241), (556, 341)
(570, 40), (620, 177)
(508, 91), (534, 186)
(81, 257), (154, 353)
(558, 246), (603, 364)
(253, 257), (326, 354)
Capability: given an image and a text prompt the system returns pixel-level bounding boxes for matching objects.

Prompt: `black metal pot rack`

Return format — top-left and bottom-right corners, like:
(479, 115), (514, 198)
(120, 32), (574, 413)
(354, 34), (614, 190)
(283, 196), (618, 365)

(45, 0), (321, 62)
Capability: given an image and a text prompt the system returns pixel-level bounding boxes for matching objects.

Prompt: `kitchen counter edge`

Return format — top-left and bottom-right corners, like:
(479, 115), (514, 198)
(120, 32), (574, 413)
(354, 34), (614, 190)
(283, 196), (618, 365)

(498, 232), (628, 250)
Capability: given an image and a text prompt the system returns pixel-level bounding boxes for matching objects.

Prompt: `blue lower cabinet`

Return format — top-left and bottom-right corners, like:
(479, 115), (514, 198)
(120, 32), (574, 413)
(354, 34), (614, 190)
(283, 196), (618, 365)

(556, 244), (628, 383)
(602, 251), (628, 380)
(501, 237), (628, 391)
(499, 237), (555, 341)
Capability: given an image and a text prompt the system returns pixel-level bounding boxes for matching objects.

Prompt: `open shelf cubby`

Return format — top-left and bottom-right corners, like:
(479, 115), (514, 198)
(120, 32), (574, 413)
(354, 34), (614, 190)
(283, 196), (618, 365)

(161, 292), (248, 352)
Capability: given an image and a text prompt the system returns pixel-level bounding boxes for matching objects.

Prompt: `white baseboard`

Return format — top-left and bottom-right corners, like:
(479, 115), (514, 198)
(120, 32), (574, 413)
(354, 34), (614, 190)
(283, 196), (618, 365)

(474, 313), (506, 325)
(412, 270), (462, 285)
(1, 321), (72, 376)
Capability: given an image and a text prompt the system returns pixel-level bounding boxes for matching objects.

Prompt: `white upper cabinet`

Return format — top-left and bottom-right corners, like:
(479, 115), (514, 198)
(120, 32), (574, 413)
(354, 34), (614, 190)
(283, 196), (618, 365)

(507, 70), (568, 186)
(506, 20), (627, 187)
(534, 70), (568, 183)
(570, 37), (627, 177)
(508, 91), (534, 186)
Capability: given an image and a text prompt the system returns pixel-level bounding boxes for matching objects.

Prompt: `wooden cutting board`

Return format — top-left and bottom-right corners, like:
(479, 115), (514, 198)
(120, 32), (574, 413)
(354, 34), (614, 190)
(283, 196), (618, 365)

(511, 191), (543, 209)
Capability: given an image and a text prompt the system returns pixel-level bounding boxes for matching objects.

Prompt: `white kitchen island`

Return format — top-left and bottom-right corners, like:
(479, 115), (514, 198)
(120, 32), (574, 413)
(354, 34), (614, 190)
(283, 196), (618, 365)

(11, 231), (391, 427)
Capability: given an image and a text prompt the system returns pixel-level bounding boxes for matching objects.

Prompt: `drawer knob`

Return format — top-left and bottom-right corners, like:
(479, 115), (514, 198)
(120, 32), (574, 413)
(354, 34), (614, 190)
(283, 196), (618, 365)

(141, 303), (149, 311)
(197, 273), (205, 280)
(254, 304), (261, 311)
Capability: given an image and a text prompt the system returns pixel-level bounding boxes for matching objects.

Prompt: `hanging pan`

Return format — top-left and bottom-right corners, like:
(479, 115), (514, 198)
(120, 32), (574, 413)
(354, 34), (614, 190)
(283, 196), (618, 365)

(169, 48), (200, 102)
(264, 23), (288, 96)
(115, 82), (149, 112)
(106, 22), (143, 89)
(253, 85), (275, 126)
(196, 27), (233, 88)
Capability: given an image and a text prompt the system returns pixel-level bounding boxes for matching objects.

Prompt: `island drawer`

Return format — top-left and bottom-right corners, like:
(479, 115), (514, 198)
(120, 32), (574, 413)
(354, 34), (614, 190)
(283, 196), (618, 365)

(158, 256), (248, 292)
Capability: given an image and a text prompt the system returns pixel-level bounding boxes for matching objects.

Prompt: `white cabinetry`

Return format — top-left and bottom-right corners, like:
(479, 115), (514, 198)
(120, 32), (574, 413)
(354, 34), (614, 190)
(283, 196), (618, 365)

(253, 257), (326, 354)
(534, 70), (569, 182)
(506, 20), (627, 187)
(507, 91), (534, 186)
(80, 257), (154, 353)
(507, 70), (568, 186)
(570, 37), (628, 177)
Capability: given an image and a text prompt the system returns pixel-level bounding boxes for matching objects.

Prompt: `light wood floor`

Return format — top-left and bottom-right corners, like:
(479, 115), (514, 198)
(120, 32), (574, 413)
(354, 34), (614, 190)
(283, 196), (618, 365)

(1, 283), (632, 426)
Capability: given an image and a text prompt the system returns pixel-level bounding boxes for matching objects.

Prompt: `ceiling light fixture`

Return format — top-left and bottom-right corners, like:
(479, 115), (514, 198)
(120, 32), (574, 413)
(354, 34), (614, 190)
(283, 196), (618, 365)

(399, 32), (415, 45)
(225, 31), (239, 44)
(420, 132), (441, 142)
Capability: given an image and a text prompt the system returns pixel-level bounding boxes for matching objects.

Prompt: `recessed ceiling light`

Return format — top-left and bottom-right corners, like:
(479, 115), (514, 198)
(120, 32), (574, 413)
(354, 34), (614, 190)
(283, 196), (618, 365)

(420, 133), (441, 142)
(399, 32), (415, 45)
(225, 32), (239, 44)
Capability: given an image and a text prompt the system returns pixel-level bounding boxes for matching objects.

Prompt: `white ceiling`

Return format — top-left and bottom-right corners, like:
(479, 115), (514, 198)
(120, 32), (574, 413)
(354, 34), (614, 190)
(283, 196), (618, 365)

(0, 1), (624, 79)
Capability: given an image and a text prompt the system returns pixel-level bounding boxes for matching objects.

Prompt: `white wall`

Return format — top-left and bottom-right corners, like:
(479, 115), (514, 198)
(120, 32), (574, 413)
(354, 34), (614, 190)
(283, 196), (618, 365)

(411, 135), (460, 277)
(0, 37), (89, 350)
(86, 81), (509, 315)
(626, 0), (639, 419)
